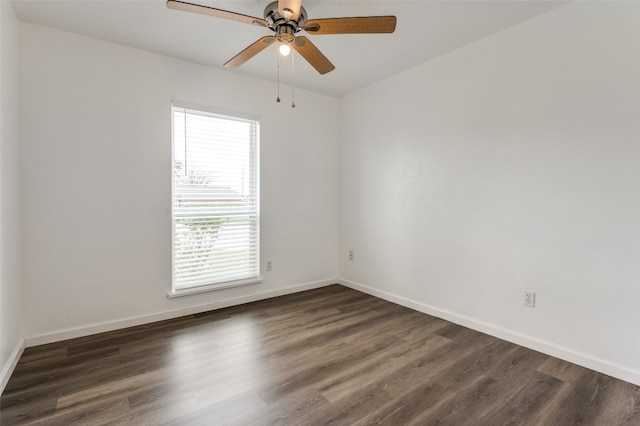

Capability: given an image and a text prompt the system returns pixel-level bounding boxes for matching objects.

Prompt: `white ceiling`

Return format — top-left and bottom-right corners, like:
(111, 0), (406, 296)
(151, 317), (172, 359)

(11, 0), (568, 98)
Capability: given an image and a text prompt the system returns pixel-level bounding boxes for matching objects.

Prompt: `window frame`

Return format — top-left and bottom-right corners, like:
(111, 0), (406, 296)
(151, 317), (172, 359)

(169, 102), (262, 298)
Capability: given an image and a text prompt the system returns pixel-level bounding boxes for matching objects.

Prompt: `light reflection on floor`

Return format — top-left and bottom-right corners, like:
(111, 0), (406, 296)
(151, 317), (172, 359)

(166, 313), (268, 410)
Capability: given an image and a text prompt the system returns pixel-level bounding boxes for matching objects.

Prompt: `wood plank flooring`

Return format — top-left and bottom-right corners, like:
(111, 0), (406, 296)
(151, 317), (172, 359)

(2, 285), (639, 425)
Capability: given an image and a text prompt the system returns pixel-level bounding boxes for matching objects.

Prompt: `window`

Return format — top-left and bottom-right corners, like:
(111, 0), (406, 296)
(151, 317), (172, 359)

(171, 104), (260, 295)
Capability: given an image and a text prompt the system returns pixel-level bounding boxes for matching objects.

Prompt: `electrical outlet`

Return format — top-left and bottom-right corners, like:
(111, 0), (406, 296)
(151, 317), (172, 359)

(524, 291), (535, 308)
(349, 250), (354, 261)
(266, 261), (272, 272)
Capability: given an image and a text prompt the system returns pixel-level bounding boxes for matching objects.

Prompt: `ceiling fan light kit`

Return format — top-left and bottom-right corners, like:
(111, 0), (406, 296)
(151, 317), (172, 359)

(167, 0), (396, 103)
(278, 43), (291, 56)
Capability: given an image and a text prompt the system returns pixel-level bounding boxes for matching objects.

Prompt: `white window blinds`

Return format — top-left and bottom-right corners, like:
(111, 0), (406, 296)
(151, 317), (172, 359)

(172, 105), (260, 292)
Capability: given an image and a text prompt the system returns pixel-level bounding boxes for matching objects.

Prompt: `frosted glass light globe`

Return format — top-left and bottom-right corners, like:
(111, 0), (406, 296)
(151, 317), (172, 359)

(279, 43), (291, 56)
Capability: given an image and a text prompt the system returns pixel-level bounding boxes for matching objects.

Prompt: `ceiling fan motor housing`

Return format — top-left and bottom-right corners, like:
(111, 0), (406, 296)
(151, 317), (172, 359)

(264, 1), (307, 37)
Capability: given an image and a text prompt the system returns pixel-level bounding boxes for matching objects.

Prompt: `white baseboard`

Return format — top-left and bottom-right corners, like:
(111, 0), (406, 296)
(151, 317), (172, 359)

(338, 277), (640, 387)
(26, 279), (337, 347)
(1, 338), (25, 395)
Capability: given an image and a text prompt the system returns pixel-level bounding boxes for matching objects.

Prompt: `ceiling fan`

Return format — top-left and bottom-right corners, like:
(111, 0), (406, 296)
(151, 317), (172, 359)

(166, 0), (397, 75)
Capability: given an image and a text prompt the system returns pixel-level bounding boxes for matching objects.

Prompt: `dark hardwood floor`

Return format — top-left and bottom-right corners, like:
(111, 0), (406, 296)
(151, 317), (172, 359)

(2, 285), (639, 425)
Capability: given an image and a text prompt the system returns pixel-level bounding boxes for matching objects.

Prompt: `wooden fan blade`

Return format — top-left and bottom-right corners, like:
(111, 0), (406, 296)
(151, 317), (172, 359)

(224, 37), (276, 68)
(167, 0), (268, 27)
(292, 36), (335, 75)
(304, 16), (396, 34)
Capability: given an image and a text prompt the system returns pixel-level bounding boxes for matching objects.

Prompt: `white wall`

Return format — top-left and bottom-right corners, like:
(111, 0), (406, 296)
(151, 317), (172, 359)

(19, 23), (338, 344)
(339, 1), (640, 385)
(0, 0), (24, 392)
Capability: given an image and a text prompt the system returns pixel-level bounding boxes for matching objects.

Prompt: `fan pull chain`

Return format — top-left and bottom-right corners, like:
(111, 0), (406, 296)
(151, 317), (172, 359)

(276, 52), (281, 103)
(291, 51), (296, 108)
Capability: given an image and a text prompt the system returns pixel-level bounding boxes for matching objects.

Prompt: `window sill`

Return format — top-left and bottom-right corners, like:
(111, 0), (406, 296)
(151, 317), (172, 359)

(167, 276), (263, 298)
